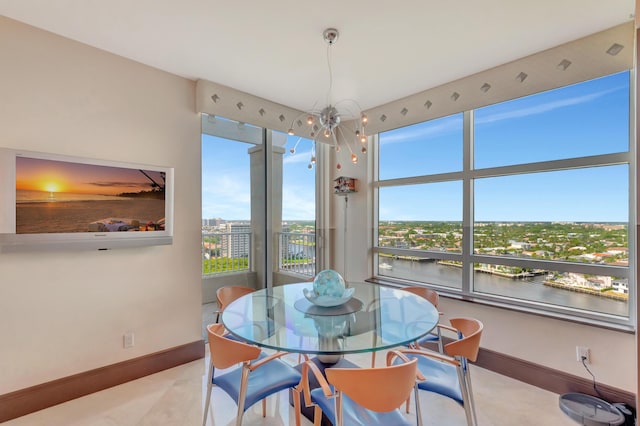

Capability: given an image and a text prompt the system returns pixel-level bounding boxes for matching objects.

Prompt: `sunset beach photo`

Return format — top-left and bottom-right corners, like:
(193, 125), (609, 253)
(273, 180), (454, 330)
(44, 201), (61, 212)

(15, 156), (166, 234)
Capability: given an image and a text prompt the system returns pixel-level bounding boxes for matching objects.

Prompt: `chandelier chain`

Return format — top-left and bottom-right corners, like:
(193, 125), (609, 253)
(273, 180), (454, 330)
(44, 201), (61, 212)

(326, 43), (333, 108)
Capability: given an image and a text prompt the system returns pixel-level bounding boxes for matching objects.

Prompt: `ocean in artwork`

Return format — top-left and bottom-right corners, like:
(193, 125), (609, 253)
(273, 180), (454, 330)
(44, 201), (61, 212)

(16, 190), (165, 234)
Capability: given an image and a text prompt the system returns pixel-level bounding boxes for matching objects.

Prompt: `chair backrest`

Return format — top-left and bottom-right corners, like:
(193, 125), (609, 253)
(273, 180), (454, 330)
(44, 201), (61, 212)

(216, 285), (255, 312)
(325, 358), (418, 412)
(207, 323), (261, 369)
(443, 317), (483, 362)
(404, 286), (439, 308)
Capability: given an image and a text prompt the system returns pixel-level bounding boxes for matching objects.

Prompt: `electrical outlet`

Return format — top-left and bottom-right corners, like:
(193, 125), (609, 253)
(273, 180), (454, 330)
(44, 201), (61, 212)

(576, 346), (590, 363)
(124, 332), (135, 349)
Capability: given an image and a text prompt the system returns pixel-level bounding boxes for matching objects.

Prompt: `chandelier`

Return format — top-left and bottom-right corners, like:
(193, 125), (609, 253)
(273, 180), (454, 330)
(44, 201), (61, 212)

(287, 28), (368, 170)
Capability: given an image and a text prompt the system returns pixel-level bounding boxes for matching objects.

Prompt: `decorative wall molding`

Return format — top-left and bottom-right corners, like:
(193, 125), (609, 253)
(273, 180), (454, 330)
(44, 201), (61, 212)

(196, 22), (633, 138)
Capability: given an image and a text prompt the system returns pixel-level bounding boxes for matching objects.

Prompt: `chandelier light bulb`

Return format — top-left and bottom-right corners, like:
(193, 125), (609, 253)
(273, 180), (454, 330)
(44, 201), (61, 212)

(287, 128), (294, 135)
(351, 153), (358, 164)
(310, 155), (316, 164)
(323, 128), (331, 138)
(335, 144), (341, 152)
(310, 131), (315, 138)
(355, 130), (360, 137)
(336, 163), (342, 170)
(289, 148), (295, 154)
(360, 134), (367, 143)
(308, 163), (313, 169)
(361, 146), (367, 154)
(361, 113), (368, 124)
(307, 115), (314, 125)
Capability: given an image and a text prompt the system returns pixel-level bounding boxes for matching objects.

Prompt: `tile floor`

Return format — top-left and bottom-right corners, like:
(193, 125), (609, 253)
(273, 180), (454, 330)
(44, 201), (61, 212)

(4, 305), (578, 426)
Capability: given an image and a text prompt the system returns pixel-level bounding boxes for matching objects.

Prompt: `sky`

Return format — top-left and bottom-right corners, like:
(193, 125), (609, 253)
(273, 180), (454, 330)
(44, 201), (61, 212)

(202, 132), (317, 221)
(203, 71), (630, 223)
(16, 157), (164, 197)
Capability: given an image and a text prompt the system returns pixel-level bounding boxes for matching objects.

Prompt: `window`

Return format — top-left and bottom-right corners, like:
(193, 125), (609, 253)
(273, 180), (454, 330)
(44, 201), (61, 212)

(374, 71), (632, 325)
(201, 116), (317, 285)
(379, 114), (463, 179)
(278, 132), (317, 278)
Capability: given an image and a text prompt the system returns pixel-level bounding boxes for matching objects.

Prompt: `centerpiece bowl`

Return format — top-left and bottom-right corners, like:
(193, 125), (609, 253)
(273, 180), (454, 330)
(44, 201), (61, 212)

(303, 287), (355, 307)
(304, 269), (354, 307)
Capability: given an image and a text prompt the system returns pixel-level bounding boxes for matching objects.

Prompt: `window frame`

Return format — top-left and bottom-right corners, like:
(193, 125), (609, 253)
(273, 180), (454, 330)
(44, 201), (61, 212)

(373, 72), (636, 329)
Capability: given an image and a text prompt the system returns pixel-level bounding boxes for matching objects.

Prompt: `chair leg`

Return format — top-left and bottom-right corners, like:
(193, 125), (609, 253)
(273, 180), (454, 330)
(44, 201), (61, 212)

(457, 366), (474, 426)
(235, 365), (250, 426)
(414, 385), (423, 426)
(371, 350), (376, 367)
(202, 361), (214, 426)
(335, 393), (343, 426)
(464, 367), (479, 426)
(292, 388), (302, 426)
(405, 396), (410, 413)
(313, 405), (322, 426)
(436, 328), (444, 353)
(262, 398), (267, 417)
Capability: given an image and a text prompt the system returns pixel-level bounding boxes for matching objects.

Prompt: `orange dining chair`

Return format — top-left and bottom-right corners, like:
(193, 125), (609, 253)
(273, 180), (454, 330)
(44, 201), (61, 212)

(202, 324), (302, 426)
(370, 286), (443, 367)
(396, 317), (483, 426)
(214, 285), (255, 323)
(300, 350), (424, 426)
(404, 286), (444, 352)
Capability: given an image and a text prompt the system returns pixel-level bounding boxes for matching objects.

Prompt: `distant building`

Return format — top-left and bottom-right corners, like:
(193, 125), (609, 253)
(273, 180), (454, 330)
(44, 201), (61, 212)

(606, 247), (628, 255)
(220, 223), (251, 258)
(612, 279), (629, 294)
(509, 241), (531, 250)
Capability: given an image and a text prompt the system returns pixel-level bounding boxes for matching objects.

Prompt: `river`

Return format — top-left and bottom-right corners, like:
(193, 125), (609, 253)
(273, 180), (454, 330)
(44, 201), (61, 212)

(379, 257), (628, 317)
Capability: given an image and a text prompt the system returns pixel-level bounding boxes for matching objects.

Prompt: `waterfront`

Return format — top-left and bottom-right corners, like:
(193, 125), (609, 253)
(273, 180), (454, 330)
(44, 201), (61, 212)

(17, 199), (165, 233)
(378, 257), (628, 317)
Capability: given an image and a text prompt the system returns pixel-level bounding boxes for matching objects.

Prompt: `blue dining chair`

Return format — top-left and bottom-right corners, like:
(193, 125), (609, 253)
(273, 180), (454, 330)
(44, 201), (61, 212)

(395, 317), (484, 426)
(202, 323), (302, 426)
(300, 350), (424, 426)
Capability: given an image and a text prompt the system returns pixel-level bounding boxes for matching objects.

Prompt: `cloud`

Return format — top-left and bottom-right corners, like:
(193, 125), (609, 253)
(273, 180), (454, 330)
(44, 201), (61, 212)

(476, 87), (621, 125)
(379, 116), (462, 146)
(282, 185), (315, 220)
(202, 173), (250, 218)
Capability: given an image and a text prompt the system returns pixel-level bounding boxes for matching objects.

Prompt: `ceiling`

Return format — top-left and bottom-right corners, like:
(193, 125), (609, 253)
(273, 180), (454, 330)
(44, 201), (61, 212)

(0, 1), (635, 112)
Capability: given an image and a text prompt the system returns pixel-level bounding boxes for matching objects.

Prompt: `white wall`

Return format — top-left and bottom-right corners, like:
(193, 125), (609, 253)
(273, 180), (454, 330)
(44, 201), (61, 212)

(439, 298), (635, 392)
(0, 17), (202, 394)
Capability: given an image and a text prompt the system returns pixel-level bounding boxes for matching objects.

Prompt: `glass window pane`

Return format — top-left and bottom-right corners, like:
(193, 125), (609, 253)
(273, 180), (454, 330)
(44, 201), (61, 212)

(474, 166), (629, 264)
(474, 72), (630, 168)
(201, 133), (253, 275)
(378, 181), (463, 289)
(377, 256), (461, 290)
(279, 134), (316, 278)
(379, 114), (463, 180)
(473, 265), (628, 316)
(379, 182), (462, 252)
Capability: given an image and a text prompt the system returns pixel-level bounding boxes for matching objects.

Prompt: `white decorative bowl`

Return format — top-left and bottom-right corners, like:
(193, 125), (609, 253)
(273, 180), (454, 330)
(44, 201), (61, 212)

(303, 287), (355, 307)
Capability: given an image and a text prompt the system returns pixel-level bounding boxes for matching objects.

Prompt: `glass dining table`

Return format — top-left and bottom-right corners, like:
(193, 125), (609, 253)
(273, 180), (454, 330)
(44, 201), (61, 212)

(221, 281), (439, 363)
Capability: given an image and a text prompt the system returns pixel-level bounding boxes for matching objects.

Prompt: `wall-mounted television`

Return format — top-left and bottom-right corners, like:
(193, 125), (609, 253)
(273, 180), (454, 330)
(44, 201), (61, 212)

(0, 148), (174, 251)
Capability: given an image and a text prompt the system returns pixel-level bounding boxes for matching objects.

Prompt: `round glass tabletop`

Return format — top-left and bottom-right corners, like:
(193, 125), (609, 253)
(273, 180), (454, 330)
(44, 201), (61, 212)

(221, 281), (439, 356)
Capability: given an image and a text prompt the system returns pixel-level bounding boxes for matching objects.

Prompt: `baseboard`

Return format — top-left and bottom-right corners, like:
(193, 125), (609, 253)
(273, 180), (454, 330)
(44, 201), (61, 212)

(1, 338), (634, 422)
(475, 345), (636, 409)
(0, 340), (205, 423)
